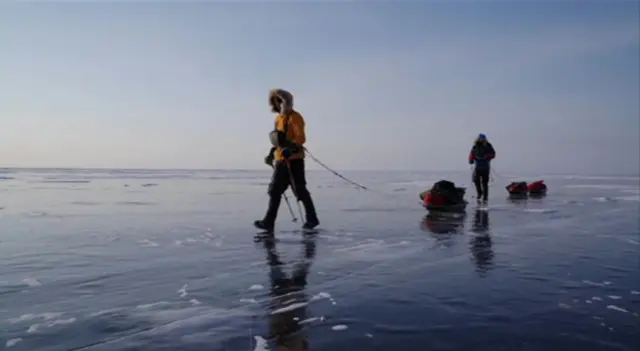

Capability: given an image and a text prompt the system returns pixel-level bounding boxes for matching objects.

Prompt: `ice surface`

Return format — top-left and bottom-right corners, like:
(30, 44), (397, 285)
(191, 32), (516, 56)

(0, 169), (638, 351)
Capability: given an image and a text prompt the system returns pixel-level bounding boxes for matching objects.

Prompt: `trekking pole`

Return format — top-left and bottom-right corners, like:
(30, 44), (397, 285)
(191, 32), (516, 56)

(270, 164), (297, 223)
(284, 160), (306, 224)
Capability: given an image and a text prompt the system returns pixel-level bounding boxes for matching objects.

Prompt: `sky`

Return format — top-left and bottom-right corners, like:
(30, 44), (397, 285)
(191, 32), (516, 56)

(0, 1), (638, 174)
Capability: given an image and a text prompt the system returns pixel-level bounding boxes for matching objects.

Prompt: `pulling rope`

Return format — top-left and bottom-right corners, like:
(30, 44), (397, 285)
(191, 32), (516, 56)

(303, 147), (502, 207)
(490, 167), (503, 182)
(303, 147), (414, 203)
(469, 166), (497, 186)
(303, 147), (369, 191)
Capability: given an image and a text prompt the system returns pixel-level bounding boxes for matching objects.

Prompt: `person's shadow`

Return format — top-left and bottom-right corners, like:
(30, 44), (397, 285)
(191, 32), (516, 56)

(262, 236), (317, 351)
(469, 208), (494, 276)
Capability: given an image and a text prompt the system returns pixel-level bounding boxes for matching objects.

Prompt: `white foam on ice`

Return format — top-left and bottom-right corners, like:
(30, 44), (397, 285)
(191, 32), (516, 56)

(606, 305), (628, 313)
(253, 336), (269, 351)
(138, 239), (159, 247)
(6, 339), (22, 348)
(137, 302), (170, 310)
(178, 284), (188, 298)
(270, 302), (309, 315)
(22, 278), (42, 287)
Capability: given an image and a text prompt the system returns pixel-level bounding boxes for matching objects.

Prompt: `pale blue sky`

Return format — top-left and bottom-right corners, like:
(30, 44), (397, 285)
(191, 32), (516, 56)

(1, 1), (638, 173)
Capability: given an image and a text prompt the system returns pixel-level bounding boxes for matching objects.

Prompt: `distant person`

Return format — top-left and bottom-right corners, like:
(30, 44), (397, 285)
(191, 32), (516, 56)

(254, 89), (320, 233)
(468, 133), (496, 202)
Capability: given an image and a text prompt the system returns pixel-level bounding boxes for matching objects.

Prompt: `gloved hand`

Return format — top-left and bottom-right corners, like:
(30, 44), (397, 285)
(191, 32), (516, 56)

(469, 160), (474, 165)
(281, 147), (292, 160)
(282, 143), (301, 160)
(264, 148), (275, 166)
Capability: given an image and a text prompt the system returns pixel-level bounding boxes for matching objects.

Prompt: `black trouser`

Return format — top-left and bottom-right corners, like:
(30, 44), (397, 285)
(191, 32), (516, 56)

(263, 159), (318, 225)
(473, 168), (490, 201)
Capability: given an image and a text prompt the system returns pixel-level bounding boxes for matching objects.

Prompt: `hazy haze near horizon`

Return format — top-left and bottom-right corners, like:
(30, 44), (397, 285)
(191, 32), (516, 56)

(1, 2), (638, 173)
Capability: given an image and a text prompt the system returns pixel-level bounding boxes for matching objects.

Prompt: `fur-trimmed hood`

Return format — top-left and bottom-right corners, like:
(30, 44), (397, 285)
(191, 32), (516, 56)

(269, 88), (294, 114)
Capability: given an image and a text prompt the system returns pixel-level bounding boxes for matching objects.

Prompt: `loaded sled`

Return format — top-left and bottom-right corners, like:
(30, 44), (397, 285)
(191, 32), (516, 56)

(506, 181), (528, 196)
(419, 180), (468, 213)
(528, 180), (547, 196)
(506, 180), (547, 197)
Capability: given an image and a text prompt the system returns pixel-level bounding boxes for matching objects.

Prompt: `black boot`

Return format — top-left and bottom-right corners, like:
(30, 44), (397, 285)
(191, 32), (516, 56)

(255, 194), (281, 232)
(476, 191), (483, 203)
(254, 220), (274, 233)
(474, 185), (483, 202)
(303, 218), (320, 230)
(300, 195), (319, 230)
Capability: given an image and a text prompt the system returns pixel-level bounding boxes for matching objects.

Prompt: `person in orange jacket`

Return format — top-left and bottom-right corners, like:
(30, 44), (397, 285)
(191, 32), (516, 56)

(254, 89), (320, 233)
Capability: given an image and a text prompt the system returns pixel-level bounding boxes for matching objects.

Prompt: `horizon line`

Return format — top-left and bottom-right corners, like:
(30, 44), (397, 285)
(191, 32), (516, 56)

(0, 166), (638, 177)
(0, 166), (473, 172)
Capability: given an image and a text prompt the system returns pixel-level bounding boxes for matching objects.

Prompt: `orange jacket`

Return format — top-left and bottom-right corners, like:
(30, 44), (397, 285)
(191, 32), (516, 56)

(273, 110), (306, 161)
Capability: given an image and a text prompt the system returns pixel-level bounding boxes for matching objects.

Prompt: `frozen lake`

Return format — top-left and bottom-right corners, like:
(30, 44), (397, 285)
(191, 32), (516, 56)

(1, 168), (638, 350)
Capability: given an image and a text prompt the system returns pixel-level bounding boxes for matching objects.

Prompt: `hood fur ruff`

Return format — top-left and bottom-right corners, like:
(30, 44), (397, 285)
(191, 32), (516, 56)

(269, 88), (294, 113)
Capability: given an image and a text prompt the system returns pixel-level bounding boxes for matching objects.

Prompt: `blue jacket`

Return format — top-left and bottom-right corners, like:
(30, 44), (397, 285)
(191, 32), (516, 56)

(469, 142), (496, 170)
